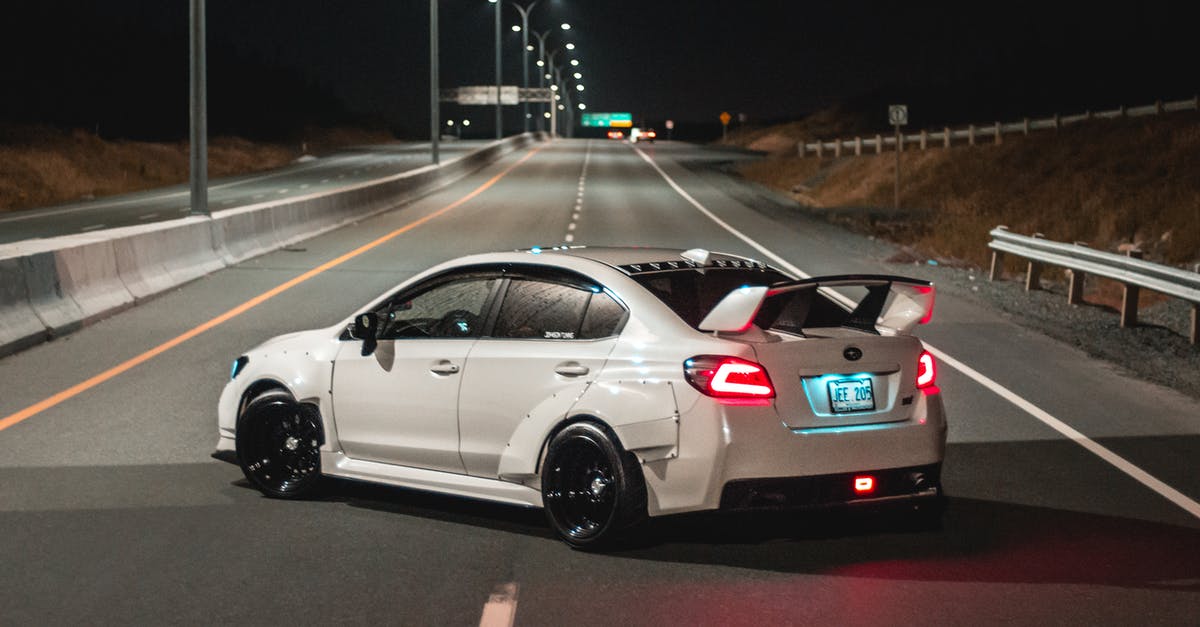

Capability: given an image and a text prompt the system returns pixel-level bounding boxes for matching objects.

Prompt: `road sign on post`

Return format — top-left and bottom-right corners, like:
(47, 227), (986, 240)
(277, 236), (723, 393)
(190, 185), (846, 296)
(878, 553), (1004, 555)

(720, 111), (731, 141)
(889, 104), (908, 209)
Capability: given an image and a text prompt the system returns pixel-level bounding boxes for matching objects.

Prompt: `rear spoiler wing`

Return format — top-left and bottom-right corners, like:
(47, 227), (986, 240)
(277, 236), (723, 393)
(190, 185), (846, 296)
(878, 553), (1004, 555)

(698, 274), (935, 336)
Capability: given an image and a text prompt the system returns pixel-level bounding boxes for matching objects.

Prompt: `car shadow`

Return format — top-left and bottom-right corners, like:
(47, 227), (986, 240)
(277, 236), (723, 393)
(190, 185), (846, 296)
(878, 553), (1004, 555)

(617, 498), (1200, 591)
(224, 435), (1200, 592)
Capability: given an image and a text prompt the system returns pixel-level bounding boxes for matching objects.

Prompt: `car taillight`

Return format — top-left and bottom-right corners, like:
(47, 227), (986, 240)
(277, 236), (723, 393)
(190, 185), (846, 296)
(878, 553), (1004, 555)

(916, 350), (936, 389)
(684, 356), (775, 400)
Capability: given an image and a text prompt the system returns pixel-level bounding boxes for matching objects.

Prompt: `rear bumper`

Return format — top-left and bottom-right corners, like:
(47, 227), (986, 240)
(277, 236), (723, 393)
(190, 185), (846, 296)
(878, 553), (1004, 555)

(640, 389), (947, 516)
(719, 463), (941, 511)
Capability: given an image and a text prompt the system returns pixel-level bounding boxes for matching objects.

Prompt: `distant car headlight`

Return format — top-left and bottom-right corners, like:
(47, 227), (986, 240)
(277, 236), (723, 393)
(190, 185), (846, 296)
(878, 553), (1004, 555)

(230, 355), (249, 380)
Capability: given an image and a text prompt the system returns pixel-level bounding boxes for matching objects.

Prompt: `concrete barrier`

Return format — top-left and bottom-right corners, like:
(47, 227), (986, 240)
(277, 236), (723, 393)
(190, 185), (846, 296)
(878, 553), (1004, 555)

(53, 239), (135, 323)
(0, 134), (544, 358)
(0, 258), (47, 355)
(22, 251), (84, 335)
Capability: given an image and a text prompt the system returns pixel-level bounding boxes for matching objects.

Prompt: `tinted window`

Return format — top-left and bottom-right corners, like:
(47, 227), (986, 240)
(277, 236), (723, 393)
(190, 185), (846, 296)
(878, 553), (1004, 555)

(633, 268), (788, 328)
(493, 280), (590, 339)
(379, 278), (497, 339)
(579, 291), (626, 339)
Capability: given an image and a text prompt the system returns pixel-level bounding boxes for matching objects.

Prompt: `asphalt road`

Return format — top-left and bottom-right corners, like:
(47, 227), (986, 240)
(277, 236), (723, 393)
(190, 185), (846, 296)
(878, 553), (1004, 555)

(1, 139), (1198, 625)
(0, 140), (488, 243)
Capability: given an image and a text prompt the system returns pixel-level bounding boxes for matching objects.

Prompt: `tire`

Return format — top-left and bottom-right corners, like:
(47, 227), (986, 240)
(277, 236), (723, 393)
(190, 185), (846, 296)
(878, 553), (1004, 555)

(235, 390), (323, 499)
(541, 422), (647, 549)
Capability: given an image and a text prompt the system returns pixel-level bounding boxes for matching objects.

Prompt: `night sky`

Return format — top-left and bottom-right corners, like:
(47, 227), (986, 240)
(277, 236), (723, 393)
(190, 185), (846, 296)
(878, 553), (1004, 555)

(2, 1), (1194, 140)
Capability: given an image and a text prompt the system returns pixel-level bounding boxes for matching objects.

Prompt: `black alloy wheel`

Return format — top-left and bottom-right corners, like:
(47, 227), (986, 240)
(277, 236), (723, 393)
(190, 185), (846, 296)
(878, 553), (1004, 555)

(236, 391), (323, 499)
(542, 422), (646, 549)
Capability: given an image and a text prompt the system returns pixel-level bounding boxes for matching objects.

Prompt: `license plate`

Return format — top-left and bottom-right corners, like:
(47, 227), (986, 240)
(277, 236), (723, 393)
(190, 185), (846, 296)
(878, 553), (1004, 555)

(828, 377), (875, 413)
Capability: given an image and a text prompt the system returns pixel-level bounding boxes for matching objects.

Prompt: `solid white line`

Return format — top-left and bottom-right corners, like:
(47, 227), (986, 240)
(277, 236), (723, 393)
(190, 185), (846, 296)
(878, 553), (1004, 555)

(138, 213), (159, 221)
(278, 189), (289, 194)
(478, 583), (518, 627)
(633, 145), (1200, 521)
(81, 224), (106, 232)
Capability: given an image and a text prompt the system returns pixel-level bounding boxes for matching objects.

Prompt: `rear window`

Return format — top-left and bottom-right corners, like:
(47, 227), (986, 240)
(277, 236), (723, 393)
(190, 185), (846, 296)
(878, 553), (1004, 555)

(633, 268), (789, 328)
(634, 267), (863, 333)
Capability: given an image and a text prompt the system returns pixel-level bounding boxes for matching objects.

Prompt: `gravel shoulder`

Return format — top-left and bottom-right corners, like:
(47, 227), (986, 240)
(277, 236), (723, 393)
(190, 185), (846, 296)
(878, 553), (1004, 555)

(686, 156), (1200, 401)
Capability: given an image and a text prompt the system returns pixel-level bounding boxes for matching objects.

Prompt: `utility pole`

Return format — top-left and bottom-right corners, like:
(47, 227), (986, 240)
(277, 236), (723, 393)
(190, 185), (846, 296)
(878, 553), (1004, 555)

(189, 0), (208, 217)
(494, 0), (502, 139)
(430, 0), (439, 164)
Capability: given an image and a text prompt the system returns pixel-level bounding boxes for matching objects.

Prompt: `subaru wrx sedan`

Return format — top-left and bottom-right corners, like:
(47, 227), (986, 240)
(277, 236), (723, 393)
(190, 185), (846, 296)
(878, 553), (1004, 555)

(216, 247), (946, 548)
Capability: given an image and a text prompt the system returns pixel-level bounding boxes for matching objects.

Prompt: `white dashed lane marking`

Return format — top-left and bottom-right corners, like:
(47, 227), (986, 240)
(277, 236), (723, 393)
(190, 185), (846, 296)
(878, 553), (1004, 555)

(564, 139), (593, 243)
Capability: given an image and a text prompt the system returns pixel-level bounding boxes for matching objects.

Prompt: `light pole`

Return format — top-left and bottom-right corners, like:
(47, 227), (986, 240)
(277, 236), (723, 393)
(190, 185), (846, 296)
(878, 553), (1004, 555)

(430, 0), (439, 164)
(510, 1), (538, 133)
(188, 0), (207, 217)
(489, 0), (502, 138)
(531, 23), (571, 132)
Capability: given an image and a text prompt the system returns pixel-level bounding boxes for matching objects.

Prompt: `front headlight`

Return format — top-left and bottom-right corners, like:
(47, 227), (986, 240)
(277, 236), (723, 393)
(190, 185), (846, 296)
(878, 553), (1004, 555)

(230, 355), (249, 380)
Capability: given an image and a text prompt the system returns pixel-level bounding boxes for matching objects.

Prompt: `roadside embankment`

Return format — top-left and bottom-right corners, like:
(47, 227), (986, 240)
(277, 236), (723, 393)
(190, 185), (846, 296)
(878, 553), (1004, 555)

(732, 110), (1200, 271)
(0, 125), (395, 213)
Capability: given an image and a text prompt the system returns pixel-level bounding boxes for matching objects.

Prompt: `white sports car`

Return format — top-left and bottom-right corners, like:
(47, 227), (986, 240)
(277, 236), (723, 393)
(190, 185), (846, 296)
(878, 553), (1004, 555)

(215, 246), (946, 548)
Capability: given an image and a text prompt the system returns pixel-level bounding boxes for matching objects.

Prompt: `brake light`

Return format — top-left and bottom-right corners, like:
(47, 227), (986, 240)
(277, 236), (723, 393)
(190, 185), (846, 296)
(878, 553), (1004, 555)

(916, 350), (936, 389)
(854, 476), (875, 494)
(684, 356), (775, 400)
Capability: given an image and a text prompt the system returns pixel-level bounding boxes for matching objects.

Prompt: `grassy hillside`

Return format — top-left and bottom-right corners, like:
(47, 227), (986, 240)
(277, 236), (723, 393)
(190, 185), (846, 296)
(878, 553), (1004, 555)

(0, 126), (395, 213)
(732, 110), (1200, 270)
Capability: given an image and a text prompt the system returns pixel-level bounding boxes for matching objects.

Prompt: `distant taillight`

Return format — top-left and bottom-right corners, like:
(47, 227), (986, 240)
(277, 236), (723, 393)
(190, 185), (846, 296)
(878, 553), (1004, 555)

(684, 356), (775, 400)
(854, 476), (875, 494)
(916, 350), (936, 389)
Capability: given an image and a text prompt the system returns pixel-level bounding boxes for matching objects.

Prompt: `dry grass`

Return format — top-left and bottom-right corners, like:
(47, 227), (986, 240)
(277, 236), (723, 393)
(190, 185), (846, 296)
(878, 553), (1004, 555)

(736, 112), (1200, 268)
(0, 126), (395, 212)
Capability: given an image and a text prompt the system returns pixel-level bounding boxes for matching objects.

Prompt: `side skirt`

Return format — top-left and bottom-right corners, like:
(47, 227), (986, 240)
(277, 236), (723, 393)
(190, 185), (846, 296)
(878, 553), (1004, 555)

(321, 451), (544, 508)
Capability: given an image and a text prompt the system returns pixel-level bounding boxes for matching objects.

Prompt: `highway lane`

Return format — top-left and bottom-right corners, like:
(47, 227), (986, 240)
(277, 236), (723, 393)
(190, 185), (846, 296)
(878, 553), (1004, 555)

(1, 139), (1198, 624)
(0, 140), (488, 243)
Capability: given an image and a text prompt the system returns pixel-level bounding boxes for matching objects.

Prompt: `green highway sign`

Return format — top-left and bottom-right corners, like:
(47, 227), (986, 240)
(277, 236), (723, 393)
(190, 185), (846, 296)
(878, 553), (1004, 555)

(581, 112), (633, 128)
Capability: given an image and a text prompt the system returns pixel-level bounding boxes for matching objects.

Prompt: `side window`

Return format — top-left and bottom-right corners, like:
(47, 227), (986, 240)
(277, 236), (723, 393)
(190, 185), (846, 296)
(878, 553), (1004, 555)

(579, 291), (626, 339)
(379, 278), (497, 339)
(493, 280), (590, 339)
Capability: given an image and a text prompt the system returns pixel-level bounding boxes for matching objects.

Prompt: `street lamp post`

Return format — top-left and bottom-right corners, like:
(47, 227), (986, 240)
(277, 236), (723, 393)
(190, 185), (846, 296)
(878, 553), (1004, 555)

(511, 1), (538, 133)
(531, 23), (572, 134)
(188, 0), (208, 217)
(430, 0), (439, 164)
(489, 0), (501, 138)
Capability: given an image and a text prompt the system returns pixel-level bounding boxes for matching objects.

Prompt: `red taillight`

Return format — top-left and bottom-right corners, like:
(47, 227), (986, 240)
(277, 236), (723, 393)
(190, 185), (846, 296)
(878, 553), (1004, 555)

(684, 356), (775, 400)
(854, 476), (875, 494)
(646, 131), (656, 138)
(916, 350), (936, 389)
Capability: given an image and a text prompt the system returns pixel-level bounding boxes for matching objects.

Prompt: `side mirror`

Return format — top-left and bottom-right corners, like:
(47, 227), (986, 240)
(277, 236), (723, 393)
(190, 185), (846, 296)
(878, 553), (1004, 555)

(351, 312), (381, 356)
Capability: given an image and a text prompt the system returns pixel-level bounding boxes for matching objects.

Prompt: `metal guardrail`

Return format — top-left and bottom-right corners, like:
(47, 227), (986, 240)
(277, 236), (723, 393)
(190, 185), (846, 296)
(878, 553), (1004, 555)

(800, 96), (1200, 158)
(986, 226), (1200, 344)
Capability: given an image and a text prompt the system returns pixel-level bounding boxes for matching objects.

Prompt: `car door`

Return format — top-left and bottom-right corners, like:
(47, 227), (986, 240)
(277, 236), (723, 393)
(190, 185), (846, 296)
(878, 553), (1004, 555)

(332, 273), (500, 474)
(457, 273), (628, 478)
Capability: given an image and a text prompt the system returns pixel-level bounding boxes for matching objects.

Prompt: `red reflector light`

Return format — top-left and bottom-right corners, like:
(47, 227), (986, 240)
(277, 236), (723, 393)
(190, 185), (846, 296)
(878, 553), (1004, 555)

(916, 350), (936, 389)
(684, 356), (775, 400)
(854, 476), (875, 493)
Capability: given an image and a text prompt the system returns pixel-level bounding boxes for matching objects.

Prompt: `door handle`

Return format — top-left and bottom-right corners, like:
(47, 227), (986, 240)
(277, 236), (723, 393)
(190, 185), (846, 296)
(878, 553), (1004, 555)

(430, 362), (460, 375)
(554, 363), (590, 377)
